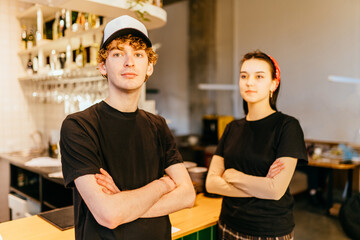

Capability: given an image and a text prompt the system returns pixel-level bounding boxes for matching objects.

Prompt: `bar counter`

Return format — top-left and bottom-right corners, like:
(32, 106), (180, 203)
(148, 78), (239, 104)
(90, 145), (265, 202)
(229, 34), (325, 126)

(0, 193), (222, 240)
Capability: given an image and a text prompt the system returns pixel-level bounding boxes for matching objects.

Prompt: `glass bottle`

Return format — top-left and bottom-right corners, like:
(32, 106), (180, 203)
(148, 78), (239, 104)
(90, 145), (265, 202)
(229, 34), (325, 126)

(21, 25), (27, 50)
(27, 29), (35, 49)
(84, 13), (89, 31)
(32, 55), (38, 74)
(75, 12), (86, 32)
(76, 38), (86, 67)
(71, 11), (78, 32)
(52, 11), (60, 40)
(59, 9), (66, 37)
(27, 53), (34, 75)
(90, 34), (99, 66)
(88, 13), (99, 29)
(153, 0), (163, 7)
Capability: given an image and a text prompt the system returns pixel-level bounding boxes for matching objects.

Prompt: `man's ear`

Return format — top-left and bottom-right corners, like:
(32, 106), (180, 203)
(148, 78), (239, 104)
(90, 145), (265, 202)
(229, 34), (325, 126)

(98, 62), (107, 75)
(146, 63), (154, 77)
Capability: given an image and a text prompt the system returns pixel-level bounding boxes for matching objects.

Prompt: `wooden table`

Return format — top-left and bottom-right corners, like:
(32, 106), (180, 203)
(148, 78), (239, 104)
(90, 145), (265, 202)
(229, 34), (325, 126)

(0, 194), (222, 240)
(308, 158), (360, 210)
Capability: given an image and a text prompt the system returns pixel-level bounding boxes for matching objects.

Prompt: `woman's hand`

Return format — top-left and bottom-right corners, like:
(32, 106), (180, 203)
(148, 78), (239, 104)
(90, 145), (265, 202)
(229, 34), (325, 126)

(95, 168), (120, 194)
(266, 159), (285, 178)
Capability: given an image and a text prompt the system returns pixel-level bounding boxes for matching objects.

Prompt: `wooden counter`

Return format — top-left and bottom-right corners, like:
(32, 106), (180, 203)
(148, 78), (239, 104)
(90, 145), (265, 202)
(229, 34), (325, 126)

(0, 194), (222, 240)
(170, 194), (222, 239)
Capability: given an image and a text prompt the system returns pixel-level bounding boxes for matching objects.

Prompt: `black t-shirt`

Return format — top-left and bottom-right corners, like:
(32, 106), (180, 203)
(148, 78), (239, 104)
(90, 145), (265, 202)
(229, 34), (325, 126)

(215, 111), (308, 237)
(60, 101), (183, 240)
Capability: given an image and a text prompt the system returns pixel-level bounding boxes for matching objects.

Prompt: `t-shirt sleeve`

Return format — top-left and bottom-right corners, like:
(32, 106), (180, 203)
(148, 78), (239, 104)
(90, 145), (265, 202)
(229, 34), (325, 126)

(60, 116), (101, 188)
(215, 122), (231, 157)
(158, 116), (183, 168)
(276, 117), (308, 163)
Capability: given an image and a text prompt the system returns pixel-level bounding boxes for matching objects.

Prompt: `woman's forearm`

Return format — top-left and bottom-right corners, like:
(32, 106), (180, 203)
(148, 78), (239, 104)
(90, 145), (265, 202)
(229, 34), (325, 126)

(223, 157), (297, 200)
(205, 155), (251, 197)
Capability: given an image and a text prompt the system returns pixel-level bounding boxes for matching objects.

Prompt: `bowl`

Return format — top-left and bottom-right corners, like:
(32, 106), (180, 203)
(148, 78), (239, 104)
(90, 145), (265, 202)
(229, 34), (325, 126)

(184, 161), (197, 169)
(188, 167), (208, 193)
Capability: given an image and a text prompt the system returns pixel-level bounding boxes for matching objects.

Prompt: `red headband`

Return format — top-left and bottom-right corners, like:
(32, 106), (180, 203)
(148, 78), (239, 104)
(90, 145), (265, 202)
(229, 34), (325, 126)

(267, 54), (280, 90)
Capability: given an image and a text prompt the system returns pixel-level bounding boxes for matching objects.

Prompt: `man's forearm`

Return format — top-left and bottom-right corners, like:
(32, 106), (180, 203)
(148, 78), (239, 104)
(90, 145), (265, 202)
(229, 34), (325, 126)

(75, 175), (171, 229)
(141, 163), (196, 218)
(141, 183), (194, 218)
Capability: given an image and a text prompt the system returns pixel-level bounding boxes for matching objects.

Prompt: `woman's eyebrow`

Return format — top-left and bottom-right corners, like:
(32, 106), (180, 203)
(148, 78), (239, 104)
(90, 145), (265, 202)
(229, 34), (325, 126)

(240, 71), (265, 74)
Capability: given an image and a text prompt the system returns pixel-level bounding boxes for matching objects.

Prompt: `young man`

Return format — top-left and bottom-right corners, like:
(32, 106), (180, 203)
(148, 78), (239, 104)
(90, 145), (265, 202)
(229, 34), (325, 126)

(60, 15), (195, 240)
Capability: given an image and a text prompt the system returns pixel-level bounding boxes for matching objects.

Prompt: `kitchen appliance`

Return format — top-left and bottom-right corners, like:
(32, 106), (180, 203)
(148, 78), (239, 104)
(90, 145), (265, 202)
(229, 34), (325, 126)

(202, 115), (234, 145)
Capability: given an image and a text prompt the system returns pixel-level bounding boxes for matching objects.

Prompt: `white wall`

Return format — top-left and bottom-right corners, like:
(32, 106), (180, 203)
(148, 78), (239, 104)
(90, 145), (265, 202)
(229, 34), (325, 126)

(232, 0), (360, 143)
(147, 1), (189, 135)
(0, 0), (75, 153)
(0, 0), (38, 153)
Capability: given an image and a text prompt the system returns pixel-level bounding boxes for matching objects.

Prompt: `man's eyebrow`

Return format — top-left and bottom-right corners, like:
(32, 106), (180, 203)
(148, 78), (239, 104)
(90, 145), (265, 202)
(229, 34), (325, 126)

(109, 46), (124, 51)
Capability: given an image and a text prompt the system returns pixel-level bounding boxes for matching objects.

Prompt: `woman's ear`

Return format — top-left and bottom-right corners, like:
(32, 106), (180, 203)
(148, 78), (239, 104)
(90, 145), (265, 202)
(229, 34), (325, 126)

(270, 79), (277, 92)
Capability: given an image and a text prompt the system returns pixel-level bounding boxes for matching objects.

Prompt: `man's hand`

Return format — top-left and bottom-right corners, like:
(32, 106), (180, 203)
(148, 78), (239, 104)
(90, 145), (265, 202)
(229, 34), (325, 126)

(95, 168), (176, 195)
(158, 175), (176, 192)
(95, 168), (120, 194)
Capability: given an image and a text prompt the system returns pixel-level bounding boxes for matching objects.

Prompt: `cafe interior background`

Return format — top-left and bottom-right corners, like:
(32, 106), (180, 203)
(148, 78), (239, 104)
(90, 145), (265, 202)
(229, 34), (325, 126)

(0, 0), (360, 225)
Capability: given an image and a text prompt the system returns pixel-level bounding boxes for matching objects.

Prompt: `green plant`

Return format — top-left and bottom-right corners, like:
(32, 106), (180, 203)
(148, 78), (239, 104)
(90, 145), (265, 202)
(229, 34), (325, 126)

(127, 0), (151, 22)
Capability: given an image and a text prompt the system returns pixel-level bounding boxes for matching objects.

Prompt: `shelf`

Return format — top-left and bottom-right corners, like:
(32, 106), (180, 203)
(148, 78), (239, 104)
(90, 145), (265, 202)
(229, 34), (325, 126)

(198, 83), (238, 91)
(18, 25), (104, 56)
(328, 75), (360, 84)
(17, 4), (59, 22)
(18, 65), (103, 83)
(10, 187), (41, 205)
(19, 0), (167, 30)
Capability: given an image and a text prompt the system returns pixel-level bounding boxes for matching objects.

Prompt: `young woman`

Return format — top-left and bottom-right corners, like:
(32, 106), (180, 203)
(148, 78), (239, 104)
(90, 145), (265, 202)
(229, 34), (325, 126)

(206, 50), (308, 240)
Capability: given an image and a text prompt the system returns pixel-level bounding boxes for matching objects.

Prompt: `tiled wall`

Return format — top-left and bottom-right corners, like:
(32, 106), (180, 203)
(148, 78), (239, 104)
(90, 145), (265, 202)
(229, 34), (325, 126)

(0, 0), (66, 153)
(0, 0), (33, 152)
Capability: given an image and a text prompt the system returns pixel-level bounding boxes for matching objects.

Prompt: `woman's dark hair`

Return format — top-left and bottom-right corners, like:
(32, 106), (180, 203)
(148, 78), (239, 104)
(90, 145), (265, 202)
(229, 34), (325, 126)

(240, 50), (280, 115)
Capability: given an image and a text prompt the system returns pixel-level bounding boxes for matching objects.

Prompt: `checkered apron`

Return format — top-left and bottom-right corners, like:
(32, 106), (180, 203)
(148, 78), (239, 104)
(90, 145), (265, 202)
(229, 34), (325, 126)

(217, 220), (294, 240)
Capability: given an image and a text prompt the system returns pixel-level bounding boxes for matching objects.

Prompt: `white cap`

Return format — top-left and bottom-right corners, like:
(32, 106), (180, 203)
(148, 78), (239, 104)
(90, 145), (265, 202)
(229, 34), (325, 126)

(100, 15), (152, 49)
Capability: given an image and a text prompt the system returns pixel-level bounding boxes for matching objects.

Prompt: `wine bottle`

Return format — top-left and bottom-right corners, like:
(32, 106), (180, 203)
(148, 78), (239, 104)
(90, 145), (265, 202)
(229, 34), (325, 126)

(76, 38), (86, 67)
(21, 25), (27, 50)
(88, 13), (99, 29)
(52, 11), (60, 40)
(84, 13), (89, 31)
(27, 53), (34, 75)
(33, 55), (39, 74)
(90, 34), (99, 66)
(59, 9), (66, 37)
(27, 29), (35, 49)
(76, 12), (86, 31)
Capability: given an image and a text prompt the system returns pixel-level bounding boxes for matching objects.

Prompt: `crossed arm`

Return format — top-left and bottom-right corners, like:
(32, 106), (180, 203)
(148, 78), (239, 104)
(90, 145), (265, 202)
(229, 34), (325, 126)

(74, 163), (195, 229)
(205, 155), (297, 200)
